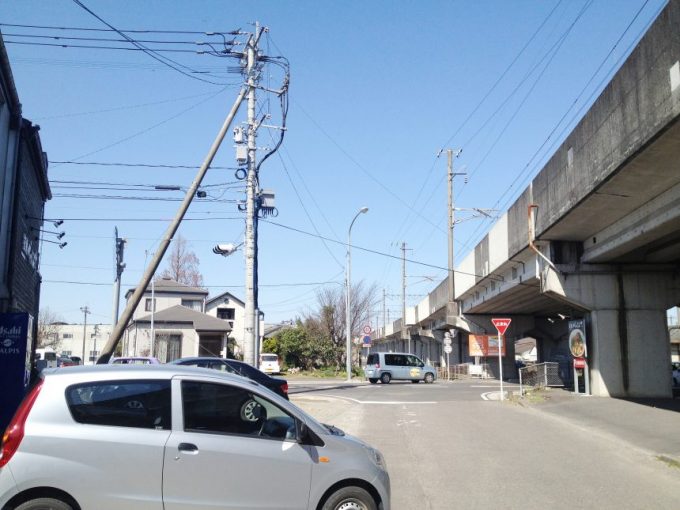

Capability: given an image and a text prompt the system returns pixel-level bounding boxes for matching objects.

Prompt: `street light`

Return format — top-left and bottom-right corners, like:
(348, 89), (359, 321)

(346, 206), (369, 382)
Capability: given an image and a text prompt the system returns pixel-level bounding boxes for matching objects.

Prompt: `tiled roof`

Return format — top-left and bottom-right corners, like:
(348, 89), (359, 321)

(136, 305), (231, 332)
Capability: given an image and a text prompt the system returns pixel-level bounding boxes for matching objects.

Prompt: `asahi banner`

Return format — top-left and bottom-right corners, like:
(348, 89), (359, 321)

(0, 312), (32, 431)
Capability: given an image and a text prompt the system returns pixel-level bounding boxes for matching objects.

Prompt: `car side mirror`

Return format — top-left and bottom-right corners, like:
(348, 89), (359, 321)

(419, 362), (424, 368)
(298, 421), (324, 446)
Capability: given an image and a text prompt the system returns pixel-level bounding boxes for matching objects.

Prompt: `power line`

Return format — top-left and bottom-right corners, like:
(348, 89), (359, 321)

(0, 22), (240, 36)
(48, 160), (239, 170)
(70, 0), (231, 85)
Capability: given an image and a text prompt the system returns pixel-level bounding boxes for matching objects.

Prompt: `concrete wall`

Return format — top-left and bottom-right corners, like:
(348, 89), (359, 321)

(534, 0), (680, 236)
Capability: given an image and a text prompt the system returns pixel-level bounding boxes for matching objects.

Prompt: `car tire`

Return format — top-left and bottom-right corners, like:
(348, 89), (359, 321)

(380, 373), (391, 384)
(240, 399), (263, 422)
(14, 498), (73, 510)
(368, 378), (378, 384)
(322, 486), (377, 510)
(424, 372), (435, 384)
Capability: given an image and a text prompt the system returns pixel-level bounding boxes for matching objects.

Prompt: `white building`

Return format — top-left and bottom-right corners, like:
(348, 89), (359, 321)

(50, 323), (112, 364)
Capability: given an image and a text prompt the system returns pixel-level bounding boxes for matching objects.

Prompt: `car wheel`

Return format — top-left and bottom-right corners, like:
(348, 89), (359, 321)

(424, 372), (435, 384)
(380, 373), (391, 384)
(15, 498), (73, 510)
(322, 486), (377, 510)
(240, 399), (263, 422)
(368, 378), (378, 384)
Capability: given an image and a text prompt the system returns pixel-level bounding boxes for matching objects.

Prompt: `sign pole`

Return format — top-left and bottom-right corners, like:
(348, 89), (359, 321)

(498, 333), (504, 401)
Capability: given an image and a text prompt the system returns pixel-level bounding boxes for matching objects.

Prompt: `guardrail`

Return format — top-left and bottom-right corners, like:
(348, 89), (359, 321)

(437, 363), (491, 381)
(518, 362), (563, 395)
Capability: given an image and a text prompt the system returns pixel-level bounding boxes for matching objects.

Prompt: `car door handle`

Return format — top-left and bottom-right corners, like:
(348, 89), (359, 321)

(178, 442), (198, 453)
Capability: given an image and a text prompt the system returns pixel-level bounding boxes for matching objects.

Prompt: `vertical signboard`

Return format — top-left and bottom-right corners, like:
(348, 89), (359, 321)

(0, 312), (32, 431)
(568, 318), (590, 395)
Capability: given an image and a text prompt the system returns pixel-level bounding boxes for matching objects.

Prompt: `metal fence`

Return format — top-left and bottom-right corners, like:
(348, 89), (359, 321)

(518, 362), (563, 395)
(437, 363), (491, 381)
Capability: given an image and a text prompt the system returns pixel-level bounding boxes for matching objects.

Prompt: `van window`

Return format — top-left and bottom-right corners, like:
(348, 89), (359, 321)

(367, 354), (378, 365)
(261, 354), (278, 362)
(385, 354), (407, 366)
(66, 380), (171, 430)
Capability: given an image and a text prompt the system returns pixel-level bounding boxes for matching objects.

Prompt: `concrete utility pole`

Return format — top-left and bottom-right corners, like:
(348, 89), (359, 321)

(97, 80), (249, 363)
(446, 149), (463, 307)
(80, 306), (90, 363)
(401, 242), (408, 352)
(383, 288), (386, 339)
(112, 227), (126, 325)
(244, 23), (265, 368)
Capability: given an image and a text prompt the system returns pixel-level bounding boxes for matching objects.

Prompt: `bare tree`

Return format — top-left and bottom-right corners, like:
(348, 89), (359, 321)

(160, 233), (204, 287)
(305, 281), (377, 368)
(37, 307), (64, 350)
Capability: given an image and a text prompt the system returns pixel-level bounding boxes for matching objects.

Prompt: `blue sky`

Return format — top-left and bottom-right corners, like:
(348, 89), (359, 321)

(2, 0), (669, 327)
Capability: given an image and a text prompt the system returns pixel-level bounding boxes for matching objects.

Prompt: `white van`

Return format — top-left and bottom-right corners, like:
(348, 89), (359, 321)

(260, 353), (281, 375)
(35, 348), (58, 369)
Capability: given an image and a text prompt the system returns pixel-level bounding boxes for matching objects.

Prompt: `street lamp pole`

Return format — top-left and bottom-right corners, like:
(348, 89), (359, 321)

(346, 206), (369, 382)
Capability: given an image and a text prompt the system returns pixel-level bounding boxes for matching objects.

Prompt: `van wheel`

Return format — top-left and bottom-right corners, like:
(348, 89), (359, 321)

(380, 373), (391, 384)
(424, 372), (435, 384)
(368, 378), (378, 384)
(322, 486), (377, 510)
(15, 498), (73, 510)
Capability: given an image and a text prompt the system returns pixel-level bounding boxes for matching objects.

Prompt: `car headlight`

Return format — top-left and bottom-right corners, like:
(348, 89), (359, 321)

(365, 446), (387, 471)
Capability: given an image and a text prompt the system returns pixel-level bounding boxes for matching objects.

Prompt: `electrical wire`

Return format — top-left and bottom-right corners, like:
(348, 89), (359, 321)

(70, 0), (232, 85)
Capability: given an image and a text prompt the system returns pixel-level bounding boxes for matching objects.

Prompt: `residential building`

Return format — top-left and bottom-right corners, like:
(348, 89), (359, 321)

(122, 278), (231, 362)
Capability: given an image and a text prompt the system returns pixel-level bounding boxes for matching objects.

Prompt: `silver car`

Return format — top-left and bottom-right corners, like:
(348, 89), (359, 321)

(0, 365), (390, 510)
(364, 352), (437, 384)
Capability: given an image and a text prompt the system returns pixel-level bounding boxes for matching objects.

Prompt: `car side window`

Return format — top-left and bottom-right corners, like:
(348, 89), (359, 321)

(181, 381), (296, 441)
(406, 355), (421, 367)
(66, 380), (171, 430)
(385, 354), (397, 366)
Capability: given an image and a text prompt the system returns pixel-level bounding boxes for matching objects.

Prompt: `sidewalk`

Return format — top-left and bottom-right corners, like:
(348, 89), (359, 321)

(520, 387), (680, 466)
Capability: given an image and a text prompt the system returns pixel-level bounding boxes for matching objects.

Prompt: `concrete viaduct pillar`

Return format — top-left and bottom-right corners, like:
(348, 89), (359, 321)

(543, 265), (680, 397)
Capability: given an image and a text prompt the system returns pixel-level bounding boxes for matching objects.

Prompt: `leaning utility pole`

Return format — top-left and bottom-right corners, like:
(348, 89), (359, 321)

(97, 74), (249, 363)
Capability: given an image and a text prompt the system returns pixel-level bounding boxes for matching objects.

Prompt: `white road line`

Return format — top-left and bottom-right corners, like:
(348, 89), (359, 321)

(292, 394), (437, 405)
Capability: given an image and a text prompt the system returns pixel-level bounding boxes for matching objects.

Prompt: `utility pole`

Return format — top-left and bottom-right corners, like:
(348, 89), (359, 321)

(244, 22), (265, 368)
(401, 242), (408, 352)
(382, 288), (386, 339)
(80, 306), (90, 364)
(446, 149), (463, 308)
(97, 62), (249, 363)
(112, 227), (126, 325)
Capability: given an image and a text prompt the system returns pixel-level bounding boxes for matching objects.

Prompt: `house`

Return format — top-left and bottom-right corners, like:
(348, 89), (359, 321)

(122, 278), (231, 362)
(204, 290), (264, 360)
(0, 32), (52, 430)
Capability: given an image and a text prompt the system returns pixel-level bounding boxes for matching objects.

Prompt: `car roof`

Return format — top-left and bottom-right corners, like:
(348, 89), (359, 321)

(40, 363), (252, 385)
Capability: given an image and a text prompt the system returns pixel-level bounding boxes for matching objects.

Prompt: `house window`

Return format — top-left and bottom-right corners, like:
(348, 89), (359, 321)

(154, 334), (182, 363)
(145, 298), (156, 312)
(216, 308), (235, 320)
(63, 333), (73, 339)
(61, 351), (72, 357)
(216, 307), (235, 327)
(181, 299), (202, 311)
(89, 350), (99, 362)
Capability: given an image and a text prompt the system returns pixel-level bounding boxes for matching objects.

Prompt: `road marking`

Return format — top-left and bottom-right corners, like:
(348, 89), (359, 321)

(293, 394), (437, 405)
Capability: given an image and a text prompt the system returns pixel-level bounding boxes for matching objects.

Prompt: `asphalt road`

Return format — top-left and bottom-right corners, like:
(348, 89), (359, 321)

(289, 378), (680, 510)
